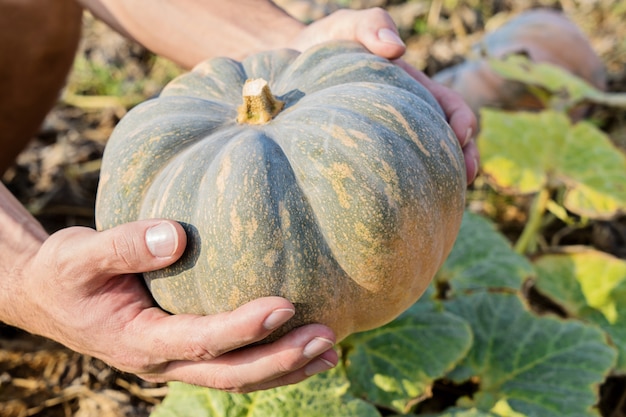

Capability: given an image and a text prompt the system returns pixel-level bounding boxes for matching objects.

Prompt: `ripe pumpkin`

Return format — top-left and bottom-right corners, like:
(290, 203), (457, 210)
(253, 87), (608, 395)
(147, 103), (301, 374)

(434, 8), (606, 118)
(95, 41), (466, 342)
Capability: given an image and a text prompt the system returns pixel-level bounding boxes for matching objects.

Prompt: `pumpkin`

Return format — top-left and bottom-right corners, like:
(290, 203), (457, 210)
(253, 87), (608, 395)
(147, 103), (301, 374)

(95, 41), (466, 342)
(434, 8), (606, 119)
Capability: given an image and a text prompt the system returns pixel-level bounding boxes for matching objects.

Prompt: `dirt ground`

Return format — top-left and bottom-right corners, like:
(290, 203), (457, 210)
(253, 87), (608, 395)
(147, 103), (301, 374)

(1, 1), (625, 416)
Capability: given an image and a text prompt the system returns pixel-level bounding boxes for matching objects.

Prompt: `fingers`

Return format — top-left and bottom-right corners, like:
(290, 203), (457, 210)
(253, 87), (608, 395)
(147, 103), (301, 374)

(348, 8), (406, 59)
(138, 297), (299, 363)
(129, 297), (337, 392)
(292, 8), (405, 59)
(462, 139), (480, 184)
(159, 324), (338, 393)
(39, 223), (338, 392)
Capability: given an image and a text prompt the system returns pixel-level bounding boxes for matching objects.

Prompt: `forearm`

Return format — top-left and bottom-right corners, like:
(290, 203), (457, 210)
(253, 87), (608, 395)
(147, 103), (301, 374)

(0, 183), (47, 328)
(78, 0), (305, 69)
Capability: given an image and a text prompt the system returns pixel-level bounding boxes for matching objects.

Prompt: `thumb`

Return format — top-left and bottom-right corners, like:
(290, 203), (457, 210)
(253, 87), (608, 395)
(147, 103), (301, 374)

(292, 8), (406, 59)
(88, 219), (187, 276)
(351, 8), (406, 59)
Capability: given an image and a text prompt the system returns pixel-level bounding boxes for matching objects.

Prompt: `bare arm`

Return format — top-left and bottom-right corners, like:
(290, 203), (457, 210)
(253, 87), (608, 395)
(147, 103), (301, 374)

(77, 0), (306, 68)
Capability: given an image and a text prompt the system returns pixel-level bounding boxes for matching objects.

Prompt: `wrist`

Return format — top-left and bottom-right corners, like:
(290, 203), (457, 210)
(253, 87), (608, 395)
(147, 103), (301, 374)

(0, 184), (47, 330)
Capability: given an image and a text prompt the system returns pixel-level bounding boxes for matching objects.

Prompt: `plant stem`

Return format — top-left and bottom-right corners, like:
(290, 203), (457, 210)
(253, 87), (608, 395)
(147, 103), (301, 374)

(590, 91), (626, 109)
(237, 78), (284, 125)
(514, 187), (550, 254)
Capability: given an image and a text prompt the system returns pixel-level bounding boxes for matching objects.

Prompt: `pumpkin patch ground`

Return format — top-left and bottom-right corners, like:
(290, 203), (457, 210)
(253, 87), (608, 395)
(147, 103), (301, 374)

(2, 1), (626, 416)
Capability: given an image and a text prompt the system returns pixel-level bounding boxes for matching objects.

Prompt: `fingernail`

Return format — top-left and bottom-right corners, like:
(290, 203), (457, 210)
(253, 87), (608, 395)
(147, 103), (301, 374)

(263, 308), (295, 330)
(145, 222), (177, 258)
(463, 127), (474, 146)
(472, 156), (479, 180)
(303, 337), (334, 359)
(304, 358), (335, 376)
(377, 28), (405, 47)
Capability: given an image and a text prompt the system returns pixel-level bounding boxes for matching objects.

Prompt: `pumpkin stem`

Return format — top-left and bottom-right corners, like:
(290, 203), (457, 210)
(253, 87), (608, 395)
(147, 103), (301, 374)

(237, 78), (285, 125)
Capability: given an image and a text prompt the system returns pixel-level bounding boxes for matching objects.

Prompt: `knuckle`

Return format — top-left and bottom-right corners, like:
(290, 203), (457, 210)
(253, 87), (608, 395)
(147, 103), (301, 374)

(365, 6), (390, 20)
(110, 233), (142, 271)
(331, 8), (351, 18)
(217, 374), (250, 394)
(369, 6), (387, 15)
(197, 368), (249, 393)
(181, 340), (220, 362)
(273, 354), (302, 375)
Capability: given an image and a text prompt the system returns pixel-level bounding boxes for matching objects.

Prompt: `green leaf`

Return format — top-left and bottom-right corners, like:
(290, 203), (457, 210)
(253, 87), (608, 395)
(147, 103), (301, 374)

(444, 292), (616, 417)
(150, 382), (252, 417)
(343, 298), (472, 414)
(151, 368), (380, 417)
(436, 211), (534, 293)
(478, 109), (626, 219)
(533, 248), (626, 373)
(487, 54), (626, 109)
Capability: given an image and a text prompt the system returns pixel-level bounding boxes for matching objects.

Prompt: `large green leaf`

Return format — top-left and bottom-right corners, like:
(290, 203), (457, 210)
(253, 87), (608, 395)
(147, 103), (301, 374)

(533, 248), (626, 373)
(343, 296), (472, 414)
(478, 109), (626, 219)
(436, 211), (534, 293)
(444, 292), (616, 417)
(151, 368), (379, 417)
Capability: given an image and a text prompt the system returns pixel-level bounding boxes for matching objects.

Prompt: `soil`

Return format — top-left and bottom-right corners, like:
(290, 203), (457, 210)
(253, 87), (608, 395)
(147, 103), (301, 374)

(1, 1), (625, 416)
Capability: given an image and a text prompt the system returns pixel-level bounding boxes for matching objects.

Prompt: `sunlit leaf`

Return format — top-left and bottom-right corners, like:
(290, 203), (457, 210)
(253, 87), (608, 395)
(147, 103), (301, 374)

(436, 211), (534, 293)
(444, 292), (616, 417)
(151, 369), (380, 417)
(487, 54), (626, 110)
(487, 55), (605, 108)
(343, 297), (472, 413)
(479, 109), (626, 219)
(533, 248), (626, 373)
(489, 399), (528, 417)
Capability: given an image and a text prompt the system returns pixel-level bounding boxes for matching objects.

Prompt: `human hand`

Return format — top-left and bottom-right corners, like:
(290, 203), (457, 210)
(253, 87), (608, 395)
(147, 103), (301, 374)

(17, 219), (337, 392)
(290, 7), (479, 184)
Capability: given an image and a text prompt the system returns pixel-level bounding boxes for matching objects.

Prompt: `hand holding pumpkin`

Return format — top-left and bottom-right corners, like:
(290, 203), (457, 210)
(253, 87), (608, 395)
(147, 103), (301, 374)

(3, 214), (337, 392)
(0, 0), (475, 394)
